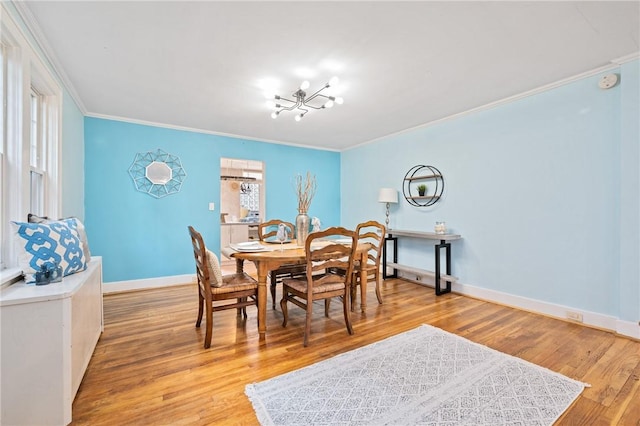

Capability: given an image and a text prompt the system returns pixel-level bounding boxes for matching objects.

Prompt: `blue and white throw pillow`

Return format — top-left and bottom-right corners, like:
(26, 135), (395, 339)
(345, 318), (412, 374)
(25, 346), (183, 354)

(28, 214), (92, 263)
(12, 219), (87, 284)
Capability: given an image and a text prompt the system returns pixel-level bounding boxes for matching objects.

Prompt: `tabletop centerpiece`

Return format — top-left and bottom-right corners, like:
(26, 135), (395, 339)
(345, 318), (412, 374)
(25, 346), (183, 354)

(293, 171), (317, 245)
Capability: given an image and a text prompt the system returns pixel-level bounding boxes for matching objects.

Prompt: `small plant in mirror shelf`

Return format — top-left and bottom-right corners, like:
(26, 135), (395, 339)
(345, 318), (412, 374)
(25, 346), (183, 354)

(417, 184), (427, 196)
(293, 171), (317, 214)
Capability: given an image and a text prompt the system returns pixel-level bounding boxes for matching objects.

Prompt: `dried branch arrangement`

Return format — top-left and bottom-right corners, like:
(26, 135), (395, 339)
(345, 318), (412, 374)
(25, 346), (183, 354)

(293, 172), (317, 214)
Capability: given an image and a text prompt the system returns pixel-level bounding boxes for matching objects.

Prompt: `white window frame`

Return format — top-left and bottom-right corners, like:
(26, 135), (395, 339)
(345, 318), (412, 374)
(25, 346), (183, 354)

(0, 5), (61, 283)
(1, 43), (7, 271)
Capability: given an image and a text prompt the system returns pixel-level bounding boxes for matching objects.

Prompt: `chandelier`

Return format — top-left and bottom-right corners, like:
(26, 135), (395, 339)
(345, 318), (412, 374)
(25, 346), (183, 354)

(267, 77), (344, 121)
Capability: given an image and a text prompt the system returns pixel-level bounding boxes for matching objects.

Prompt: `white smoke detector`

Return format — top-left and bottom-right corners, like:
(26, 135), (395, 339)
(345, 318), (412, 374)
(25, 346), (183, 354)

(598, 74), (618, 89)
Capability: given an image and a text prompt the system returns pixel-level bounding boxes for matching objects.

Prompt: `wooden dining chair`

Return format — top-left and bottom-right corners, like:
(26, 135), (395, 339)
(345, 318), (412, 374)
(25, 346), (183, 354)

(258, 219), (306, 309)
(188, 226), (258, 349)
(349, 220), (386, 312)
(280, 227), (358, 347)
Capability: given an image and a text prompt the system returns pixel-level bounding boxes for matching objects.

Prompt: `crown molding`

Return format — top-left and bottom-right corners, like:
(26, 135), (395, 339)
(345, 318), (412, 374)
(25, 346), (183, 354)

(11, 1), (87, 114)
(85, 112), (340, 153)
(611, 52), (640, 65)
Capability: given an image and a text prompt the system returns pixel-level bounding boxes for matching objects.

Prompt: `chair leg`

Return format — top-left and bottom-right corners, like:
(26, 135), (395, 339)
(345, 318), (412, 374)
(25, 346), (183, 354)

(204, 303), (213, 349)
(375, 272), (383, 304)
(350, 278), (357, 312)
(324, 299), (330, 317)
(238, 297), (248, 319)
(196, 292), (204, 327)
(343, 291), (353, 335)
(360, 275), (367, 313)
(304, 301), (313, 347)
(280, 291), (289, 327)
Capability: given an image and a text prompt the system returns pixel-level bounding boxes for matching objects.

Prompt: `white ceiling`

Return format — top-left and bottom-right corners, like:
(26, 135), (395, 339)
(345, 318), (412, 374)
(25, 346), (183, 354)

(20, 1), (640, 151)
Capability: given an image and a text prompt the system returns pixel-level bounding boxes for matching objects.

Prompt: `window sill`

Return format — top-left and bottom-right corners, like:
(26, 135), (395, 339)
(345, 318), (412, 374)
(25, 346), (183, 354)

(0, 267), (23, 289)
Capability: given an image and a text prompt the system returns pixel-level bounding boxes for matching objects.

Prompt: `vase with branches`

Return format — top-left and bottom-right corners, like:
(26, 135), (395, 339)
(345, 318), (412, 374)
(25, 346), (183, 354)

(293, 172), (317, 245)
(293, 171), (317, 214)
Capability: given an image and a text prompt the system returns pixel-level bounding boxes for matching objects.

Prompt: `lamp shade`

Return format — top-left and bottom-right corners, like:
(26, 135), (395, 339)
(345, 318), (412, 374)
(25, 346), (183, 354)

(378, 188), (398, 204)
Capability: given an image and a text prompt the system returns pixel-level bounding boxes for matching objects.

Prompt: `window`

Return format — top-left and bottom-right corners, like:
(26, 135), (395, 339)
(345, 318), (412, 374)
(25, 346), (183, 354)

(30, 88), (45, 216)
(0, 44), (6, 271)
(239, 183), (260, 212)
(0, 6), (61, 280)
(239, 170), (262, 213)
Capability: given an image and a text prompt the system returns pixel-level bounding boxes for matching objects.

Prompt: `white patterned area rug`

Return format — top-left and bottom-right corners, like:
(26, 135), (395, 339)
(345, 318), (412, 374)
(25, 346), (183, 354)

(245, 324), (588, 425)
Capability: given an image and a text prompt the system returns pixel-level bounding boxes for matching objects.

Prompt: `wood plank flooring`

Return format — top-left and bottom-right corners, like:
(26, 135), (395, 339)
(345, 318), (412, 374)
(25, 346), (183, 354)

(71, 276), (640, 425)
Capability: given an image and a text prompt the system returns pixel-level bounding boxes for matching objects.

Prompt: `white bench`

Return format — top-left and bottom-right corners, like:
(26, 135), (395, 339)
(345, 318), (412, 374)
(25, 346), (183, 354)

(0, 257), (103, 425)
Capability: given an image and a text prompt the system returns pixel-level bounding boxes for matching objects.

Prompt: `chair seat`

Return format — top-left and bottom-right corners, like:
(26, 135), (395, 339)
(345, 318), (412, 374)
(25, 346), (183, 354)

(211, 273), (258, 294)
(272, 264), (305, 274)
(335, 261), (376, 275)
(283, 275), (346, 294)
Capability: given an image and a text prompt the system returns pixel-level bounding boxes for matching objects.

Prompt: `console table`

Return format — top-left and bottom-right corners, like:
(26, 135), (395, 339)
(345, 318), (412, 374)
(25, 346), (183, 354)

(383, 230), (461, 295)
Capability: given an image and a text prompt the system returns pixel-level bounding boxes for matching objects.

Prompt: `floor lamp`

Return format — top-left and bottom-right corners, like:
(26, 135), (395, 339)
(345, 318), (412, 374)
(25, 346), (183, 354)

(378, 188), (398, 229)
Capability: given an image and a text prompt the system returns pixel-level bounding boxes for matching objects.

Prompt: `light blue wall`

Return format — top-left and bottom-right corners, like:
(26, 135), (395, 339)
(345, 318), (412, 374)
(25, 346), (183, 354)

(619, 60), (640, 322)
(60, 90), (85, 219)
(342, 62), (639, 323)
(84, 118), (340, 283)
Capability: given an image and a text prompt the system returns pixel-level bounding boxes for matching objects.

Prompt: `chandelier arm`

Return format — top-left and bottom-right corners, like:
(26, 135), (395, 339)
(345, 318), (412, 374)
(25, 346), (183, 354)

(302, 103), (325, 110)
(276, 96), (303, 112)
(278, 104), (299, 112)
(277, 96), (297, 104)
(304, 85), (330, 102)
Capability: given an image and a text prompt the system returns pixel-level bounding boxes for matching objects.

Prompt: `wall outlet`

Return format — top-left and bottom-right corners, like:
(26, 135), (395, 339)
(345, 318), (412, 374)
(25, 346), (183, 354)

(566, 311), (583, 322)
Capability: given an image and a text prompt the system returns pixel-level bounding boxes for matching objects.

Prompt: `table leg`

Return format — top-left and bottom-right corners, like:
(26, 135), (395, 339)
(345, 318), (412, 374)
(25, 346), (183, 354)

(256, 262), (269, 339)
(382, 237), (398, 279)
(435, 241), (452, 296)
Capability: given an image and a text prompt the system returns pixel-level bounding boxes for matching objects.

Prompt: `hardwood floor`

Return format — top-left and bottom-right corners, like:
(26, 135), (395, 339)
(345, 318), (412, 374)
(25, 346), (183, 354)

(72, 276), (640, 425)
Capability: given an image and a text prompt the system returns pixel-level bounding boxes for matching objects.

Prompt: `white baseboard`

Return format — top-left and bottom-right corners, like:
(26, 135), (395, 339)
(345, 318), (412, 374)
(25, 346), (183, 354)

(103, 274), (194, 294)
(617, 320), (640, 339)
(396, 271), (640, 340)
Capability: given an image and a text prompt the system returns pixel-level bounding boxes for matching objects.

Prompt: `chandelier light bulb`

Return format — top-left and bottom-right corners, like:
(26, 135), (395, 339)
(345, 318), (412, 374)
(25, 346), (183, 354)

(266, 100), (276, 109)
(271, 111), (279, 119)
(335, 97), (344, 105)
(324, 100), (334, 108)
(328, 76), (339, 87)
(295, 114), (302, 122)
(300, 80), (310, 90)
